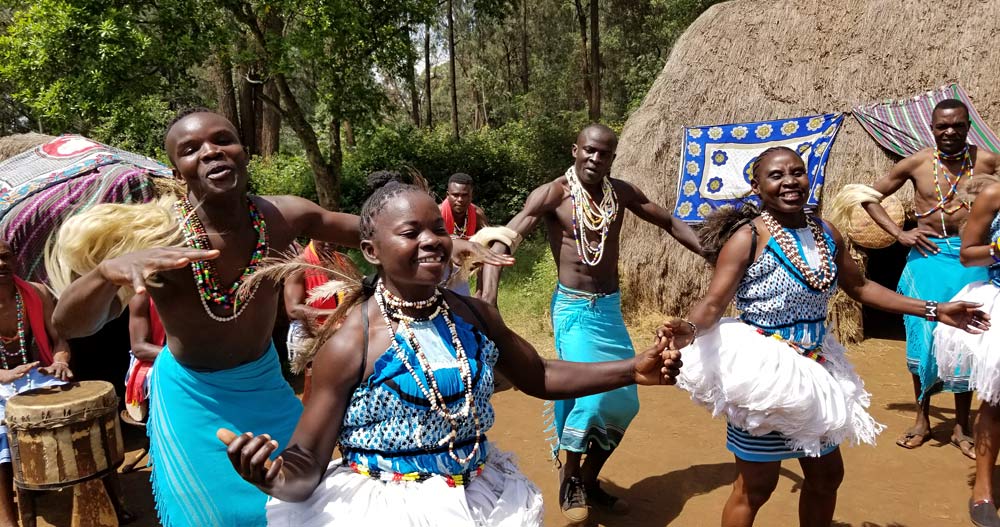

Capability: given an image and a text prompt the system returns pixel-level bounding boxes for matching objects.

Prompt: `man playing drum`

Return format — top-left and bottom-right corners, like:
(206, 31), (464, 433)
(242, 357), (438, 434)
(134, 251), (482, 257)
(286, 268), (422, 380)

(0, 239), (71, 527)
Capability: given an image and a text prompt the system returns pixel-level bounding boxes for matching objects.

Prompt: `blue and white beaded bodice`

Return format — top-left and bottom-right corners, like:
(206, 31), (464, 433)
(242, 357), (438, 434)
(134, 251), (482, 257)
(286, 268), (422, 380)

(736, 224), (838, 350)
(338, 312), (496, 476)
(990, 213), (1000, 286)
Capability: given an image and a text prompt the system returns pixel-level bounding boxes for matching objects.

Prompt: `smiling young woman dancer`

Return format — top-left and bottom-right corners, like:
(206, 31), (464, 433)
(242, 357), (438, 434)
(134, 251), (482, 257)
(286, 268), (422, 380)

(220, 181), (683, 526)
(662, 146), (989, 527)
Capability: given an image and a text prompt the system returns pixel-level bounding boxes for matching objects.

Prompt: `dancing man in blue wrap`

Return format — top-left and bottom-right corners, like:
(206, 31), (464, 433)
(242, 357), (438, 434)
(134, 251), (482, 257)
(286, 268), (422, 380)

(861, 99), (1000, 460)
(481, 124), (703, 522)
(46, 109), (362, 527)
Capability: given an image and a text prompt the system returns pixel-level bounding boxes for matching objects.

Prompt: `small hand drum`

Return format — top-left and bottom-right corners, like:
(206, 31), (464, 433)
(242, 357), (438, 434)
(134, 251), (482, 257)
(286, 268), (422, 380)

(6, 381), (124, 489)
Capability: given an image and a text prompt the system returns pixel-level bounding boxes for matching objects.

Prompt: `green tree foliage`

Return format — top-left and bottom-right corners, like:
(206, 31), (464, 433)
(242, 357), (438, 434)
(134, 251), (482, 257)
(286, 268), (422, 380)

(0, 0), (214, 150)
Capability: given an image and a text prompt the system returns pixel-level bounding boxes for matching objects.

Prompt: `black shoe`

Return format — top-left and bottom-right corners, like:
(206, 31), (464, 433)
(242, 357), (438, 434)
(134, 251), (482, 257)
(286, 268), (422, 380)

(586, 482), (630, 514)
(971, 499), (1000, 527)
(560, 476), (589, 523)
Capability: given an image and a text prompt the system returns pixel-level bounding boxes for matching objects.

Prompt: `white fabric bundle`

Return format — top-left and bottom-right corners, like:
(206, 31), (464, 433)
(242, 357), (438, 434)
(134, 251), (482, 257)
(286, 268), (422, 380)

(934, 281), (1000, 404)
(676, 318), (884, 456)
(265, 450), (543, 527)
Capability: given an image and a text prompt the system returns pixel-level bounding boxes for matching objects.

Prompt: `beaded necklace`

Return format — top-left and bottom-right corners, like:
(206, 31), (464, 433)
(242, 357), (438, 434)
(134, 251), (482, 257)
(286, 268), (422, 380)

(760, 211), (837, 291)
(175, 197), (268, 322)
(914, 146), (973, 236)
(374, 281), (482, 465)
(565, 165), (618, 266)
(453, 215), (467, 239)
(0, 291), (28, 370)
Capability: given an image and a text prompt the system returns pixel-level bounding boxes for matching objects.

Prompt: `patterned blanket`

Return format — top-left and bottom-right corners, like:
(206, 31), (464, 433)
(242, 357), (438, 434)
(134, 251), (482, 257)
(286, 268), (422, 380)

(673, 113), (844, 223)
(0, 135), (171, 282)
(852, 83), (1000, 156)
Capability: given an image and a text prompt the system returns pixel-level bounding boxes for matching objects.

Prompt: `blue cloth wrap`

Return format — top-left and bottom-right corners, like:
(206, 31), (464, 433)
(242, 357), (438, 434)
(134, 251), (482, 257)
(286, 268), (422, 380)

(550, 284), (639, 453)
(147, 344), (302, 527)
(898, 237), (987, 397)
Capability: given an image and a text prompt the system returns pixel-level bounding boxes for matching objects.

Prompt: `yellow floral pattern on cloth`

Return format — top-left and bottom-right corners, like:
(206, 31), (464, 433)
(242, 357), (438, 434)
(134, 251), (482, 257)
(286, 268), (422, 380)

(687, 143), (701, 156)
(683, 181), (697, 196)
(755, 124), (773, 139)
(732, 126), (749, 139)
(781, 121), (799, 136)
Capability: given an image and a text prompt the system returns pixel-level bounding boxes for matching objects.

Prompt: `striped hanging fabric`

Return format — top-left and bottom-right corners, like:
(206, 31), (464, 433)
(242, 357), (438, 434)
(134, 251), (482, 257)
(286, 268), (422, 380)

(852, 83), (1000, 156)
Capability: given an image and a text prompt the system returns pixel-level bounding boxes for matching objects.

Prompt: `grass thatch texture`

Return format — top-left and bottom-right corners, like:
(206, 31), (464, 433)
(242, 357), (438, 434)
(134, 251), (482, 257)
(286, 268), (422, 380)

(615, 0), (1000, 343)
(0, 133), (54, 162)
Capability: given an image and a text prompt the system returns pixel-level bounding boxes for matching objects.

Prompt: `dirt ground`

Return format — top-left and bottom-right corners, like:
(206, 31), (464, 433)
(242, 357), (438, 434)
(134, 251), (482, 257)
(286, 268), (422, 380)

(30, 338), (989, 526)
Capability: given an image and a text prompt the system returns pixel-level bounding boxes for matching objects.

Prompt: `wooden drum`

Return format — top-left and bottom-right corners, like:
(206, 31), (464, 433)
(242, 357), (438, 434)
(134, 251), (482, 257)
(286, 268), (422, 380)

(5, 381), (124, 490)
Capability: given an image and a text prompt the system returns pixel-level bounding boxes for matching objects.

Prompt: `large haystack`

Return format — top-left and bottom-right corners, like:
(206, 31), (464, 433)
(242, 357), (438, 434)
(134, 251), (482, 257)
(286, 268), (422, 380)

(616, 0), (1000, 342)
(0, 133), (54, 162)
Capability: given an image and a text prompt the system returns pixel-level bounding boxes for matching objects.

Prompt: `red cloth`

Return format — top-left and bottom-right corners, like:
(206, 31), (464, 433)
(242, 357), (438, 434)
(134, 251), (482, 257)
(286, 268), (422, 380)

(440, 199), (478, 239)
(302, 242), (342, 312)
(15, 277), (53, 366)
(125, 298), (162, 406)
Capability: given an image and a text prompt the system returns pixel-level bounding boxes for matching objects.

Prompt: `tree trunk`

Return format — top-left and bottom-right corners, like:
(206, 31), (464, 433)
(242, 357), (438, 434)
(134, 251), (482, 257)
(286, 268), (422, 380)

(447, 0), (459, 140)
(272, 73), (338, 210)
(343, 120), (356, 148)
(519, 0), (529, 93)
(259, 12), (283, 156)
(573, 0), (592, 115)
(405, 28), (421, 127)
(210, 53), (240, 131)
(324, 118), (344, 210)
(424, 25), (433, 129)
(589, 0), (601, 121)
(235, 62), (259, 156)
(259, 79), (281, 156)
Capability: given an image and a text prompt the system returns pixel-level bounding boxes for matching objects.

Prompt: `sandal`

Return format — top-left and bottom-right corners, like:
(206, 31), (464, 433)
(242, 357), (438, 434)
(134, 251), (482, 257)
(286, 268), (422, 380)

(952, 433), (977, 460)
(970, 499), (1000, 527)
(895, 430), (932, 449)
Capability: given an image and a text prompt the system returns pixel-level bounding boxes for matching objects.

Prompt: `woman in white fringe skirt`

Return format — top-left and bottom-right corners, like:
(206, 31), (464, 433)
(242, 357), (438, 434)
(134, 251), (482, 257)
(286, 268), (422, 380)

(661, 147), (988, 527)
(934, 181), (1000, 527)
(218, 182), (682, 526)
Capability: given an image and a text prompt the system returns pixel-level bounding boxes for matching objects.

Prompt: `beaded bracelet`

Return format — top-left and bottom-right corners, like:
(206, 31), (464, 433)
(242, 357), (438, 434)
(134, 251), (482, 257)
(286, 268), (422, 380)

(924, 301), (939, 322)
(992, 239), (1000, 263)
(681, 319), (698, 339)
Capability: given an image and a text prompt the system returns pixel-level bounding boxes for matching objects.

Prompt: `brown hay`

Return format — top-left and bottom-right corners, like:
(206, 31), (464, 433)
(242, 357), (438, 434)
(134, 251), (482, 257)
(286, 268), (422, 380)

(0, 133), (54, 162)
(615, 0), (1000, 344)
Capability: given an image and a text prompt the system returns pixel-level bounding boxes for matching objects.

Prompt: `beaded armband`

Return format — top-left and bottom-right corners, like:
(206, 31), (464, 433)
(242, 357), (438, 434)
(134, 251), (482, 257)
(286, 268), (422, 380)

(924, 301), (939, 322)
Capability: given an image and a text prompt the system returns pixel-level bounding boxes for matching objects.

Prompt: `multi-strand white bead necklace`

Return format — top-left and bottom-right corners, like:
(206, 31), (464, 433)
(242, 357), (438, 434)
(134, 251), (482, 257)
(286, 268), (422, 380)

(374, 280), (482, 465)
(565, 165), (618, 266)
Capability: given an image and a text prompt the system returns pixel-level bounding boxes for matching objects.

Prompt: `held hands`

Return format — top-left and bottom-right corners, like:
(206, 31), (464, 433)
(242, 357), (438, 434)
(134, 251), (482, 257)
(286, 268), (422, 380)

(99, 247), (221, 294)
(656, 317), (697, 351)
(896, 228), (941, 257)
(633, 333), (683, 386)
(0, 361), (39, 384)
(937, 301), (991, 334)
(218, 428), (285, 491)
(38, 361), (73, 381)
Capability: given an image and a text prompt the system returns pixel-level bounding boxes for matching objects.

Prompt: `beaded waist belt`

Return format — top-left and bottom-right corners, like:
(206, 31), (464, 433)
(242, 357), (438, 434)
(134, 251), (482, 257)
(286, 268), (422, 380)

(756, 329), (826, 364)
(348, 461), (485, 487)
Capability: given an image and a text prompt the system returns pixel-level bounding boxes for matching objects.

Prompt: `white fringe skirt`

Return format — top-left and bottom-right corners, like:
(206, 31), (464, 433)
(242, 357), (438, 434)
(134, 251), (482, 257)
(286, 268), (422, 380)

(676, 318), (884, 456)
(265, 450), (543, 526)
(934, 281), (1000, 404)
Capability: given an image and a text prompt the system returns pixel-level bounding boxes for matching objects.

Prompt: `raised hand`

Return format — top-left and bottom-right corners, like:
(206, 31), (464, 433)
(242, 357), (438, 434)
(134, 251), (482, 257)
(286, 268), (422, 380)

(633, 334), (682, 385)
(0, 361), (39, 384)
(218, 428), (284, 491)
(451, 239), (515, 269)
(99, 247), (220, 294)
(896, 228), (941, 257)
(937, 301), (991, 334)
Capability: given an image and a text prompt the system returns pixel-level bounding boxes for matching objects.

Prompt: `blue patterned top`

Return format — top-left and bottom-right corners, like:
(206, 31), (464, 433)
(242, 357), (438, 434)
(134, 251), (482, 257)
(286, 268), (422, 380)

(990, 213), (1000, 287)
(339, 312), (496, 476)
(736, 221), (838, 350)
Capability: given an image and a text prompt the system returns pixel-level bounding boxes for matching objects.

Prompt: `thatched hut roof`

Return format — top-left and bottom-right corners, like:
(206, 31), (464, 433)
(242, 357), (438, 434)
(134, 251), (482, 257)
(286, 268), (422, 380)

(615, 0), (1000, 342)
(0, 133), (54, 162)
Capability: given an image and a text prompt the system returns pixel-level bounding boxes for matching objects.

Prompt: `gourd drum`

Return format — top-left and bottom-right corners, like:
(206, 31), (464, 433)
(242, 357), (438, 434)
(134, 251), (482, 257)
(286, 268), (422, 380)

(847, 194), (906, 249)
(5, 381), (123, 489)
